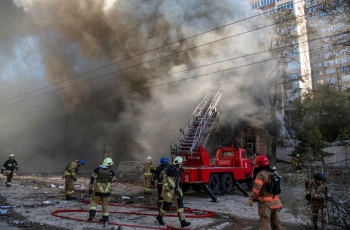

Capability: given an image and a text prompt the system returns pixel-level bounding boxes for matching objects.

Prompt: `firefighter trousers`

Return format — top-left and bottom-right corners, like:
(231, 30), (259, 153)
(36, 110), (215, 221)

(157, 184), (163, 208)
(65, 176), (75, 197)
(6, 172), (13, 187)
(310, 201), (327, 229)
(143, 176), (152, 192)
(89, 195), (110, 220)
(258, 202), (285, 230)
(159, 189), (186, 222)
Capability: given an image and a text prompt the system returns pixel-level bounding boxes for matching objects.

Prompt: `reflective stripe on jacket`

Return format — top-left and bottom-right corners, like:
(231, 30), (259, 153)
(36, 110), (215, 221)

(143, 162), (154, 177)
(250, 170), (282, 210)
(2, 159), (18, 173)
(89, 167), (117, 197)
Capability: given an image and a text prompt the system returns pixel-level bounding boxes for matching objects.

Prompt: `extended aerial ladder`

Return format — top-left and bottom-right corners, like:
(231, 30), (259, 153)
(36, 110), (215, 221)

(170, 87), (252, 201)
(173, 88), (222, 155)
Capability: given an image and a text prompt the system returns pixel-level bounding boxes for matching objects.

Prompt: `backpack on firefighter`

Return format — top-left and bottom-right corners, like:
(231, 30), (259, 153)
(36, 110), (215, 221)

(267, 171), (282, 197)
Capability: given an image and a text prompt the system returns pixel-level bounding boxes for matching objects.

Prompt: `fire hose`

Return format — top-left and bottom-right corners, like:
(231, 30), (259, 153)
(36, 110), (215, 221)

(52, 200), (215, 230)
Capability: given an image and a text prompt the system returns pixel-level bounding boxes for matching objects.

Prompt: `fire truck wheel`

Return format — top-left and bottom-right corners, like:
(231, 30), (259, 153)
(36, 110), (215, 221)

(181, 183), (191, 193)
(219, 173), (233, 194)
(191, 184), (202, 192)
(118, 171), (125, 179)
(208, 173), (220, 194)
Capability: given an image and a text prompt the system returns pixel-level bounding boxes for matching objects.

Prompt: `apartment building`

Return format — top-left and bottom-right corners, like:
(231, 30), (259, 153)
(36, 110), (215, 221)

(305, 0), (350, 90)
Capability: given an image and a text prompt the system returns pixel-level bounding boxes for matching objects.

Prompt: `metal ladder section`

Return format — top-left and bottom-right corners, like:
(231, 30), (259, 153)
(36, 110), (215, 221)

(175, 88), (222, 154)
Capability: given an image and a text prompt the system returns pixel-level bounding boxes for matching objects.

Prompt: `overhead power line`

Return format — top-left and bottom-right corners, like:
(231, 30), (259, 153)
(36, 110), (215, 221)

(0, 34), (347, 119)
(0, 0), (308, 106)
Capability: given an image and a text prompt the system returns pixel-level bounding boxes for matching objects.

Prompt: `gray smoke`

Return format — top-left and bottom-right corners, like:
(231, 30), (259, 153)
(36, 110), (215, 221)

(0, 0), (276, 172)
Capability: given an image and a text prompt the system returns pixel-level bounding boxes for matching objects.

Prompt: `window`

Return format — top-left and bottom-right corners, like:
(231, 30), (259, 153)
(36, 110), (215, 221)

(243, 138), (255, 155)
(222, 152), (234, 157)
(324, 60), (335, 66)
(324, 52), (333, 58)
(292, 81), (300, 89)
(341, 66), (350, 73)
(277, 1), (293, 11)
(325, 68), (336, 74)
(287, 62), (300, 70)
(326, 77), (337, 83)
(342, 75), (350, 82)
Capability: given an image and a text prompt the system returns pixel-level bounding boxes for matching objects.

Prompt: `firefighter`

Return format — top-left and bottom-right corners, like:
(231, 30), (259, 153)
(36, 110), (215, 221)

(88, 158), (117, 224)
(292, 154), (303, 172)
(152, 157), (170, 208)
(156, 156), (191, 228)
(308, 173), (328, 230)
(1, 154), (19, 187)
(143, 156), (155, 194)
(248, 155), (285, 230)
(63, 159), (85, 200)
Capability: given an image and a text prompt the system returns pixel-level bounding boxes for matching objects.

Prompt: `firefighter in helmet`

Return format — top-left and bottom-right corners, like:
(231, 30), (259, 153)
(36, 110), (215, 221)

(152, 157), (170, 208)
(63, 159), (85, 200)
(156, 156), (191, 228)
(292, 154), (303, 173)
(88, 158), (117, 224)
(249, 155), (285, 230)
(143, 156), (155, 194)
(308, 173), (328, 230)
(1, 154), (19, 187)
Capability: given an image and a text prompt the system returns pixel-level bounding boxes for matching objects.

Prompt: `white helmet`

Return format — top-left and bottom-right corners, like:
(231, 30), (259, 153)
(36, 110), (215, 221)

(173, 156), (183, 165)
(146, 156), (152, 163)
(9, 154), (15, 157)
(102, 158), (114, 167)
(296, 154), (300, 157)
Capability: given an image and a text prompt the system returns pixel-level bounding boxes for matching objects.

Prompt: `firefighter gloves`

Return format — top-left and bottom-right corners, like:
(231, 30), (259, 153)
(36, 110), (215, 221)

(248, 198), (253, 207)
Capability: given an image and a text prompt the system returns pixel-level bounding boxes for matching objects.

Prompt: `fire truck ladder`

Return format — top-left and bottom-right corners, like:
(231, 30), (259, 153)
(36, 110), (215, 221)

(175, 88), (222, 154)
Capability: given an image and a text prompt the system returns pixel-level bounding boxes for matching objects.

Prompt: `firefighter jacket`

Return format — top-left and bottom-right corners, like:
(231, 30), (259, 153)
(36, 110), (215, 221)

(143, 162), (155, 177)
(250, 170), (282, 210)
(89, 167), (116, 197)
(152, 164), (168, 185)
(161, 165), (183, 199)
(308, 179), (327, 202)
(2, 159), (18, 173)
(63, 161), (78, 180)
(292, 157), (302, 166)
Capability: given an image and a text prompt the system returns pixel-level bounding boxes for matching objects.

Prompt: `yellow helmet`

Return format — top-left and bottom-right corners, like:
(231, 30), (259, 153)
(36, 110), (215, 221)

(9, 154), (15, 157)
(173, 156), (183, 165)
(102, 158), (114, 167)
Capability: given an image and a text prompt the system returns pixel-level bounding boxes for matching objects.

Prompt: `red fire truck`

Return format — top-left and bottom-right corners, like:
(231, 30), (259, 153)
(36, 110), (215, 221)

(171, 88), (254, 199)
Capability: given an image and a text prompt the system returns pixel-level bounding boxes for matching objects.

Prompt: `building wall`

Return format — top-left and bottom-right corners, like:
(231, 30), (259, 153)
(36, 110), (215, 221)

(306, 0), (350, 90)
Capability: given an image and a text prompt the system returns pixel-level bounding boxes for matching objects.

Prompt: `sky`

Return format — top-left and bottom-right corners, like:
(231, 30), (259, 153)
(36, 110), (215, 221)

(0, 0), (277, 172)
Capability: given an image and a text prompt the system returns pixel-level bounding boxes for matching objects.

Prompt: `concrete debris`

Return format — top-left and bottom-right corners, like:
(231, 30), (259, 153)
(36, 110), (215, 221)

(121, 196), (130, 200)
(51, 184), (56, 188)
(42, 201), (52, 204)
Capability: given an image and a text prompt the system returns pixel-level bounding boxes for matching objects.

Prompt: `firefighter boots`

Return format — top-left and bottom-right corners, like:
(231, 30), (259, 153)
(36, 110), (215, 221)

(99, 216), (109, 223)
(88, 210), (96, 222)
(156, 215), (165, 225)
(181, 220), (191, 227)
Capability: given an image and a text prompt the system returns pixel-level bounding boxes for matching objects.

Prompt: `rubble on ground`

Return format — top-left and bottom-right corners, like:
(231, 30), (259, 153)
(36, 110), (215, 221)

(0, 173), (315, 230)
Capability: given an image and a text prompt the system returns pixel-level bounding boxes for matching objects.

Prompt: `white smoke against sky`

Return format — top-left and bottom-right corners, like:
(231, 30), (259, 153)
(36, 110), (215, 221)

(0, 0), (276, 171)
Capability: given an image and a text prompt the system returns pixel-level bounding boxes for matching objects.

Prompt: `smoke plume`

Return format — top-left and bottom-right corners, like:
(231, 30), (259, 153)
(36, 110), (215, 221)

(0, 0), (276, 171)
